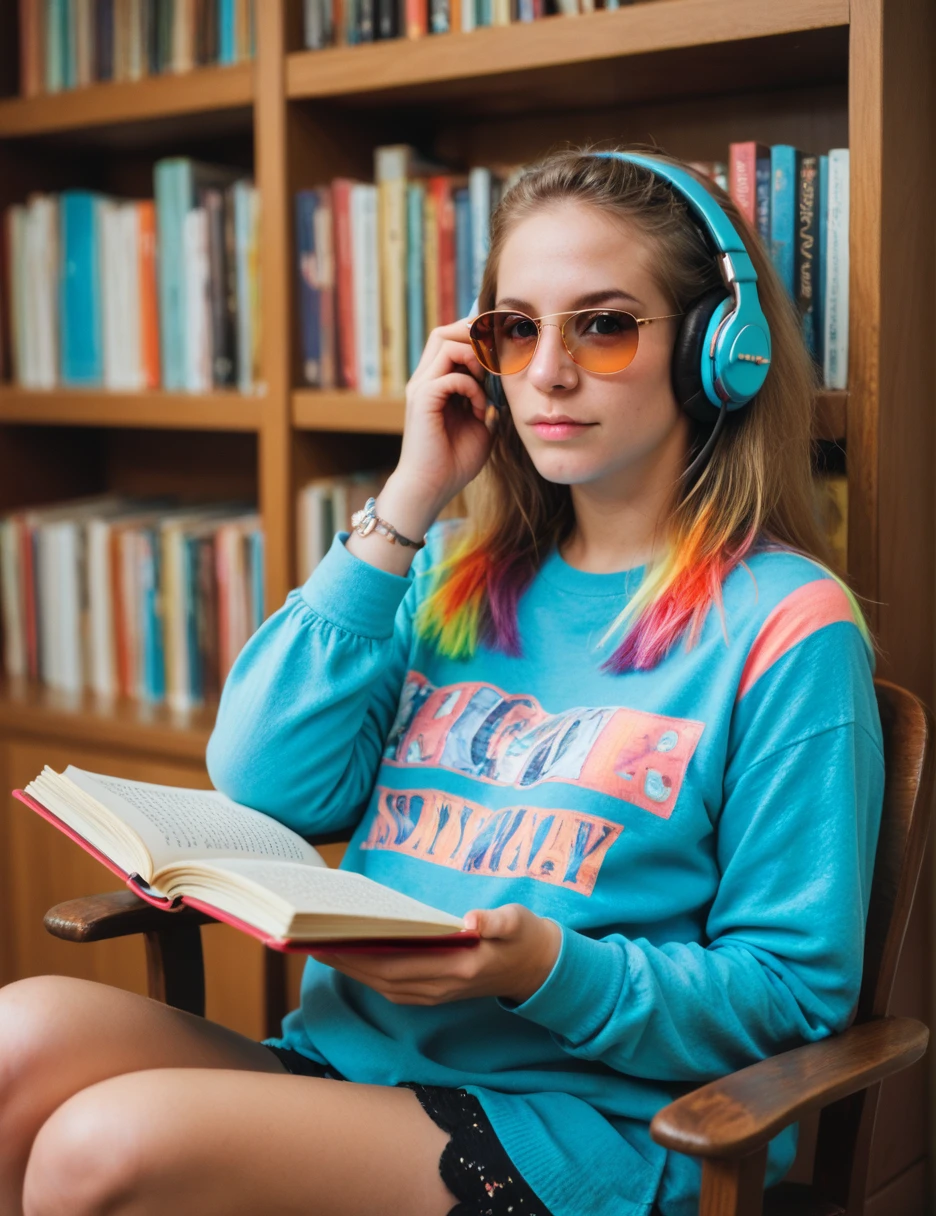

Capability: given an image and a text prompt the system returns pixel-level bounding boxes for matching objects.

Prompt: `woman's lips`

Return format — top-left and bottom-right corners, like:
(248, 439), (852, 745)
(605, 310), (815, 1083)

(531, 419), (595, 440)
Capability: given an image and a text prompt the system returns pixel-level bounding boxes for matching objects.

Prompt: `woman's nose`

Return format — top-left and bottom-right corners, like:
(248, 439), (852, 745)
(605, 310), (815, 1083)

(526, 323), (578, 393)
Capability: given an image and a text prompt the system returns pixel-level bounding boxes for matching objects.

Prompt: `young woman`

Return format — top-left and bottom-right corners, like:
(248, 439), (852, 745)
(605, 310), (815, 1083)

(0, 147), (883, 1216)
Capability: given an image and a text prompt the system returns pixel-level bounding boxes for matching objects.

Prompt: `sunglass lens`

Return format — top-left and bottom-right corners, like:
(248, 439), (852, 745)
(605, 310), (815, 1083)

(469, 313), (538, 375)
(564, 310), (639, 373)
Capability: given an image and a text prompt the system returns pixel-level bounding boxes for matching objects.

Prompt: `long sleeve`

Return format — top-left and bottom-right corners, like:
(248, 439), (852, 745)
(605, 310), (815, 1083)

(206, 531), (423, 837)
(495, 622), (885, 1083)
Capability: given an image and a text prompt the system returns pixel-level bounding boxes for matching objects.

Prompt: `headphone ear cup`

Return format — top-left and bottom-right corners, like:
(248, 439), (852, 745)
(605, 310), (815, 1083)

(671, 287), (730, 424)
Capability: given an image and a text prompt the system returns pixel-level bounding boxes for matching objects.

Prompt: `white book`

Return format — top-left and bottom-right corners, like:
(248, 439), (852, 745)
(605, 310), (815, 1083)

(297, 480), (336, 582)
(87, 517), (116, 698)
(36, 523), (60, 687)
(184, 207), (212, 392)
(31, 195), (59, 389)
(23, 203), (43, 388)
(0, 518), (26, 679)
(461, 0), (475, 30)
(233, 181), (254, 393)
(8, 207), (28, 386)
(823, 148), (849, 391)
(20, 765), (471, 947)
(468, 167), (493, 304)
(100, 200), (123, 389)
(351, 184), (381, 395)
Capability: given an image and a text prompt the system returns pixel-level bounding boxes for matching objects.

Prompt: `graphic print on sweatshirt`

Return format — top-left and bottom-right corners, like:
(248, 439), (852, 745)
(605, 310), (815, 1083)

(361, 787), (622, 895)
(382, 671), (705, 820)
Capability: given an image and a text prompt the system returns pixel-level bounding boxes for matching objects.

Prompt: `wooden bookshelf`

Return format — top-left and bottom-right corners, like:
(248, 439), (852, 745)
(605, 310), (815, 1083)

(0, 62), (253, 138)
(0, 387), (264, 431)
(0, 0), (932, 1200)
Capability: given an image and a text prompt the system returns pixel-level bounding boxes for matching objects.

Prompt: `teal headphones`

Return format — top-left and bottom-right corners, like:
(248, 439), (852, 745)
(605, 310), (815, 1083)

(593, 151), (771, 426)
(473, 151), (772, 463)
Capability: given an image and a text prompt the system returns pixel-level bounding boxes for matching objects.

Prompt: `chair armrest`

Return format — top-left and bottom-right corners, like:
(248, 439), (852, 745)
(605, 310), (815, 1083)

(649, 1015), (929, 1160)
(44, 891), (216, 943)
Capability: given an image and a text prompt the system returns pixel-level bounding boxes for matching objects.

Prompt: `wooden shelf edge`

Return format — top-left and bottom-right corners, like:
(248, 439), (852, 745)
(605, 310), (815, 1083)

(292, 390), (405, 433)
(0, 679), (215, 763)
(0, 62), (254, 138)
(286, 0), (849, 100)
(0, 388), (264, 432)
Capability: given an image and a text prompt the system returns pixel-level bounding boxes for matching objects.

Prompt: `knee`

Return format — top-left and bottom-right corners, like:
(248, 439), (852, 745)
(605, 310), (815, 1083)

(0, 976), (79, 1100)
(23, 1084), (147, 1216)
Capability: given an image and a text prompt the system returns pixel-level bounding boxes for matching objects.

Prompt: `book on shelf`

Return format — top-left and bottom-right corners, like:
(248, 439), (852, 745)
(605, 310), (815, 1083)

(0, 494), (264, 706)
(728, 140), (848, 389)
(2, 162), (260, 395)
(18, 0), (256, 99)
(15, 765), (479, 953)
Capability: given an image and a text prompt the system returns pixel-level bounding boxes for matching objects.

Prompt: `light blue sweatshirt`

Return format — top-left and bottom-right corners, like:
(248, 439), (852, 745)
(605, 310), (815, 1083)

(206, 524), (884, 1216)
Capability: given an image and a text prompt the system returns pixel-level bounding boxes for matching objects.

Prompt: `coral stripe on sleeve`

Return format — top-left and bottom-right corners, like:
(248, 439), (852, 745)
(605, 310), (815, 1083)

(737, 578), (856, 700)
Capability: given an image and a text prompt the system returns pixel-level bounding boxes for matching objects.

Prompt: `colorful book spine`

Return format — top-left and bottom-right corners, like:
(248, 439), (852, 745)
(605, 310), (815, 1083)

(769, 144), (801, 299)
(295, 189), (322, 386)
(796, 154), (819, 363)
(816, 153), (829, 379)
(824, 149), (849, 391)
(59, 190), (103, 385)
(728, 141), (768, 231)
(407, 181), (426, 377)
(350, 183), (381, 395)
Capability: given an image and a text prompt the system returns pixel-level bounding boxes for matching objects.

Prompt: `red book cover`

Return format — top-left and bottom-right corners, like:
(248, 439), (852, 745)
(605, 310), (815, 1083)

(332, 178), (358, 390)
(429, 175), (457, 326)
(406, 0), (427, 37)
(12, 787), (481, 955)
(729, 141), (768, 229)
(19, 0), (43, 98)
(137, 201), (160, 389)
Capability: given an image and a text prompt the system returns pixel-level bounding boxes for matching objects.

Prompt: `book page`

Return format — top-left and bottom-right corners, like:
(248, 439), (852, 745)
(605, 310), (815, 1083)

(64, 767), (327, 873)
(169, 858), (466, 938)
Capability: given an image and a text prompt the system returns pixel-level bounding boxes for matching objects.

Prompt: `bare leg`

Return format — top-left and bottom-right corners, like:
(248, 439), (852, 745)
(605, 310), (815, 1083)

(0, 975), (454, 1216)
(23, 1067), (458, 1216)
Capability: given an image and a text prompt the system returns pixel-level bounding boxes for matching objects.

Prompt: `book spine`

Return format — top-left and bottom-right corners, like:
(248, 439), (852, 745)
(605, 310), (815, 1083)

(332, 178), (357, 390)
(95, 0), (114, 79)
(423, 187), (439, 333)
(351, 184), (381, 395)
(183, 205), (210, 391)
(468, 167), (490, 306)
(432, 177), (456, 325)
(59, 190), (103, 385)
(137, 200), (160, 388)
(154, 159), (180, 388)
(314, 186), (337, 389)
(380, 176), (408, 394)
(0, 519), (27, 678)
(406, 181), (425, 377)
(728, 141), (758, 229)
(769, 144), (799, 299)
(295, 189), (321, 386)
(815, 153), (829, 380)
(233, 180), (253, 392)
(406, 0), (426, 38)
(796, 153), (819, 364)
(219, 0), (235, 60)
(454, 185), (472, 320)
(377, 0), (397, 37)
(823, 148), (849, 391)
(22, 519), (40, 681)
(205, 188), (236, 386)
(754, 147), (771, 249)
(183, 532), (202, 706)
(460, 0), (474, 31)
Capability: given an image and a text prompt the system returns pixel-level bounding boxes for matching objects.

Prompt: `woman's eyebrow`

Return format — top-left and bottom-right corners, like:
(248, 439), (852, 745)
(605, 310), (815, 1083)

(495, 289), (645, 311)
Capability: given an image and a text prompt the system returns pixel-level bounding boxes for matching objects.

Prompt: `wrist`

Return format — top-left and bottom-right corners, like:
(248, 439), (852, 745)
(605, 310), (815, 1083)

(378, 472), (446, 540)
(508, 918), (562, 1005)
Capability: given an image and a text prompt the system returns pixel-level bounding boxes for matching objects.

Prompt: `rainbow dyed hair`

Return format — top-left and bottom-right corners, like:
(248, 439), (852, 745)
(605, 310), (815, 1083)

(414, 146), (873, 671)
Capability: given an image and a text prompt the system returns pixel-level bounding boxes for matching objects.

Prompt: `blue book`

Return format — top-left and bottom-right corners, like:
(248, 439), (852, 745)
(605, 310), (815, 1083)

(407, 182), (426, 378)
(295, 190), (321, 386)
(219, 0), (236, 63)
(251, 530), (264, 630)
(755, 149), (771, 248)
(139, 528), (166, 703)
(454, 187), (473, 322)
(154, 159), (184, 388)
(770, 145), (801, 299)
(476, 0), (491, 26)
(59, 191), (103, 385)
(816, 153), (829, 376)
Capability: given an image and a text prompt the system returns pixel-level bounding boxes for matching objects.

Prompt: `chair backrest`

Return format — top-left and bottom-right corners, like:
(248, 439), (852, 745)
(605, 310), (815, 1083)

(858, 679), (935, 1022)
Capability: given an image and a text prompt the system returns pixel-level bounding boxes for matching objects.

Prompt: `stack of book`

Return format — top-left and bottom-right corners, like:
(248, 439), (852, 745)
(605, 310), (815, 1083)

(729, 142), (849, 390)
(0, 494), (263, 709)
(18, 0), (257, 97)
(3, 159), (261, 394)
(295, 146), (523, 395)
(303, 0), (638, 47)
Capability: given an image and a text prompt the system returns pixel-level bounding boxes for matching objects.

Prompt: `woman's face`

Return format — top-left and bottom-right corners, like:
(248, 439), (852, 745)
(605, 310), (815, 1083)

(494, 202), (689, 494)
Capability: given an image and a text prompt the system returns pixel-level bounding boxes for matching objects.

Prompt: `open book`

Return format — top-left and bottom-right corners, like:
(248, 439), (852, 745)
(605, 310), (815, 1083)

(15, 767), (479, 954)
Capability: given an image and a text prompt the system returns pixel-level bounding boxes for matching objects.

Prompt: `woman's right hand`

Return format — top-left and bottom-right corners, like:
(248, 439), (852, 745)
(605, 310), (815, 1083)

(387, 319), (496, 524)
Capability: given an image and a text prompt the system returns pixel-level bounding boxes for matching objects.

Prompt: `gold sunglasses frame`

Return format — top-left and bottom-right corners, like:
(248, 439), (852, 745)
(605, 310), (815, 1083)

(466, 308), (685, 376)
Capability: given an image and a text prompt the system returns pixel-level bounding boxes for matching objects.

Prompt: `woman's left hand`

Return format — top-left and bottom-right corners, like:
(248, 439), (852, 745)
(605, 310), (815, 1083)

(313, 905), (562, 1006)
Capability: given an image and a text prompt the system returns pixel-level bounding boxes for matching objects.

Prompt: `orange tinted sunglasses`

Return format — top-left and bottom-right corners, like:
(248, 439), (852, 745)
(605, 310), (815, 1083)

(467, 308), (683, 376)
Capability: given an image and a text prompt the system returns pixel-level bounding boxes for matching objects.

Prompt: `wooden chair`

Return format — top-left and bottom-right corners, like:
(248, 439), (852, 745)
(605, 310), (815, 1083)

(42, 679), (934, 1216)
